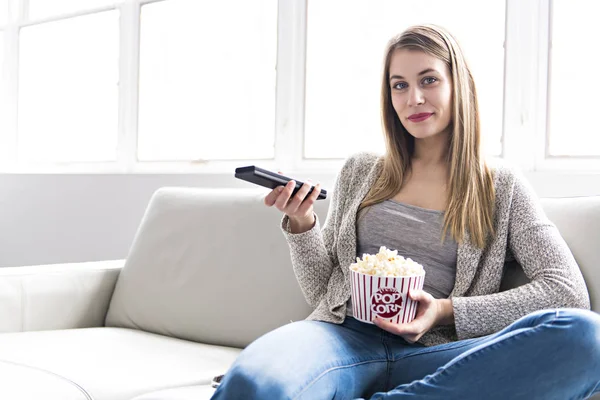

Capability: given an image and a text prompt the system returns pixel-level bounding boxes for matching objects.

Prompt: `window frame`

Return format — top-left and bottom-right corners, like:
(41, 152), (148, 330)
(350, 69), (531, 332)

(0, 0), (598, 174)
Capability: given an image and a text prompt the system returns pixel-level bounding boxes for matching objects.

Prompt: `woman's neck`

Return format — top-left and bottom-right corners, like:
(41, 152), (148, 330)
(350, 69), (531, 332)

(412, 131), (450, 166)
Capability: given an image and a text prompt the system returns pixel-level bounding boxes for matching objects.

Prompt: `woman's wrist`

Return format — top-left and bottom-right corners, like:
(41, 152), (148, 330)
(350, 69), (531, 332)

(436, 298), (455, 326)
(288, 213), (316, 234)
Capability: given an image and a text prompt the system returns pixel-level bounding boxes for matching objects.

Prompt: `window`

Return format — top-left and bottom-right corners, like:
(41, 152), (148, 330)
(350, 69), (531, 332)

(0, 0), (6, 25)
(304, 0), (505, 159)
(547, 0), (600, 157)
(0, 0), (6, 133)
(0, 29), (5, 147)
(0, 0), (598, 173)
(18, 11), (119, 163)
(137, 0), (277, 162)
(0, 31), (3, 71)
(27, 0), (117, 21)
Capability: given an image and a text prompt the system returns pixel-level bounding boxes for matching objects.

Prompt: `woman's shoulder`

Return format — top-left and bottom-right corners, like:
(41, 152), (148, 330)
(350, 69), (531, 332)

(333, 152), (383, 195)
(340, 151), (383, 175)
(487, 158), (523, 189)
(487, 159), (539, 211)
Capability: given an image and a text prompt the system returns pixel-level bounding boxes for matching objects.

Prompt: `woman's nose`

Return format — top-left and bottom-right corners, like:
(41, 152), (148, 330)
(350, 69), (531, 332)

(407, 87), (425, 106)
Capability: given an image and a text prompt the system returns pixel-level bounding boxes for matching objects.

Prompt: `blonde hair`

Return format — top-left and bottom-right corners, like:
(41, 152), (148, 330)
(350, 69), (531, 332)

(360, 24), (495, 249)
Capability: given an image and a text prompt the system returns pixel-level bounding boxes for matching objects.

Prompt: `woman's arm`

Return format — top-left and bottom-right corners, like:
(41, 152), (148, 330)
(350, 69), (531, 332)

(280, 156), (356, 308)
(437, 298), (455, 325)
(452, 169), (590, 340)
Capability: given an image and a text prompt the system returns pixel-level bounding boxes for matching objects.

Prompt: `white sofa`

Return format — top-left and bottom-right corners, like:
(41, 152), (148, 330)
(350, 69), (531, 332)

(0, 187), (598, 400)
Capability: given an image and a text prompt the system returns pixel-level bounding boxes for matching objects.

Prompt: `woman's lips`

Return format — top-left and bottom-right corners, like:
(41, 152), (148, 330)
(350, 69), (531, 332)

(408, 113), (433, 122)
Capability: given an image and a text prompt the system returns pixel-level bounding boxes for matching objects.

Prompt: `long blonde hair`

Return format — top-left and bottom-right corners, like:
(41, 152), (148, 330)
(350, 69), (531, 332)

(360, 24), (495, 249)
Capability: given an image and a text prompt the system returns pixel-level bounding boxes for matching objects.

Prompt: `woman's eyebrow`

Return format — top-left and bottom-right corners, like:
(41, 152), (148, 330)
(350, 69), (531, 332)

(389, 68), (437, 81)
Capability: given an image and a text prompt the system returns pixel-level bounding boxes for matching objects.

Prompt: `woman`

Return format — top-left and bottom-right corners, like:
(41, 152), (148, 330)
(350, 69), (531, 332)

(212, 24), (600, 400)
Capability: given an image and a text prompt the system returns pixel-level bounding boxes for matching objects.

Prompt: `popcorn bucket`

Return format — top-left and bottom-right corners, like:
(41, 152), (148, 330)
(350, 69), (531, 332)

(350, 269), (425, 324)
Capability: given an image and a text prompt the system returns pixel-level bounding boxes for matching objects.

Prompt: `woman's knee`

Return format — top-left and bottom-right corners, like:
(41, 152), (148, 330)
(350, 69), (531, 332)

(568, 308), (599, 333)
(215, 359), (291, 399)
(213, 321), (344, 399)
(555, 309), (600, 362)
(556, 308), (600, 334)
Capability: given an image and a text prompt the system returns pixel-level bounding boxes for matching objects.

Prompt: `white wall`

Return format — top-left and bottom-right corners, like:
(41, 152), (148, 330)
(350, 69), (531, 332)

(0, 171), (599, 268)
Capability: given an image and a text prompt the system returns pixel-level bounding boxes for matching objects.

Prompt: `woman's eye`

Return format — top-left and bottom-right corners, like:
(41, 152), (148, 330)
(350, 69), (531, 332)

(423, 77), (438, 85)
(393, 82), (408, 90)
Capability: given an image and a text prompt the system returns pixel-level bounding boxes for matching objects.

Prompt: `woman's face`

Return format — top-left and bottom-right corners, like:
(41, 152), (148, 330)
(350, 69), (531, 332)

(388, 49), (453, 140)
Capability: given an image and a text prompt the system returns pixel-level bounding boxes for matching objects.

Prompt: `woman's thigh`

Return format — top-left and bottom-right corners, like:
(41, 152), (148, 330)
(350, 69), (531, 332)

(386, 333), (487, 387)
(383, 310), (553, 387)
(385, 308), (600, 397)
(212, 318), (389, 400)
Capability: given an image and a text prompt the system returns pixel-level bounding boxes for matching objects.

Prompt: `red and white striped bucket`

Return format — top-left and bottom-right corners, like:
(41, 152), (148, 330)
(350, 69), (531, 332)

(350, 269), (425, 324)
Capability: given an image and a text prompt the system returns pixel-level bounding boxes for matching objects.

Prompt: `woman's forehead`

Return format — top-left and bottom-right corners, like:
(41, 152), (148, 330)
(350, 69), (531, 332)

(389, 49), (447, 77)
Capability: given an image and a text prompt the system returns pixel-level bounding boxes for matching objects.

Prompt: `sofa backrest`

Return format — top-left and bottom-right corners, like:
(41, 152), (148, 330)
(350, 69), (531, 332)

(540, 197), (598, 310)
(105, 187), (599, 348)
(105, 188), (318, 349)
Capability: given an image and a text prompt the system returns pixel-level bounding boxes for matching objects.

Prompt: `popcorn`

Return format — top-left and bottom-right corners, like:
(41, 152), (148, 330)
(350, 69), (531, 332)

(349, 246), (425, 277)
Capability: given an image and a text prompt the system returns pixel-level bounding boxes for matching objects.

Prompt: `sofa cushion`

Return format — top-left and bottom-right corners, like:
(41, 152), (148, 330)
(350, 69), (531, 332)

(0, 360), (90, 400)
(130, 385), (216, 400)
(105, 188), (317, 348)
(0, 327), (240, 400)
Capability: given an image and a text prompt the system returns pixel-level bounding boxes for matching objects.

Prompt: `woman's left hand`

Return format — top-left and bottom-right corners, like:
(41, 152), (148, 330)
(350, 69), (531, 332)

(373, 289), (452, 344)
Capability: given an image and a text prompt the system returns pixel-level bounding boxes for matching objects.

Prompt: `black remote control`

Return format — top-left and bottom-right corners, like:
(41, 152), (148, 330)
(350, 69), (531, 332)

(234, 166), (327, 200)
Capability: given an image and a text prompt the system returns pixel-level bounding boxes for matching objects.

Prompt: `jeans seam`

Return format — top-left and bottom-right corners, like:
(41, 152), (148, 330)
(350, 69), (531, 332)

(381, 332), (392, 391)
(432, 326), (544, 384)
(393, 337), (487, 361)
(291, 358), (387, 400)
(582, 380), (600, 399)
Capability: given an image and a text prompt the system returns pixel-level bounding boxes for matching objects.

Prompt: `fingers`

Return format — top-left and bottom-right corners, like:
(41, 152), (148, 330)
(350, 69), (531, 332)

(408, 289), (429, 302)
(273, 180), (296, 210)
(264, 170), (288, 207)
(373, 317), (426, 345)
(264, 186), (284, 206)
(268, 179), (320, 216)
(293, 182), (321, 213)
(263, 169), (321, 221)
(283, 181), (313, 214)
(374, 316), (420, 336)
(295, 183), (320, 215)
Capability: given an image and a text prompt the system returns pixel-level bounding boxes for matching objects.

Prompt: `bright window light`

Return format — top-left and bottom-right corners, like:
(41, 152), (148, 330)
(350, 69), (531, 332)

(305, 0), (505, 159)
(0, 29), (4, 136)
(18, 11), (119, 163)
(548, 0), (600, 157)
(137, 0), (277, 161)
(28, 0), (118, 20)
(0, 0), (7, 25)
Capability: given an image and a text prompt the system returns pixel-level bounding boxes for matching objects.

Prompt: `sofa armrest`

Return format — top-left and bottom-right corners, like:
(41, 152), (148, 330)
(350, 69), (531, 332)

(0, 260), (124, 333)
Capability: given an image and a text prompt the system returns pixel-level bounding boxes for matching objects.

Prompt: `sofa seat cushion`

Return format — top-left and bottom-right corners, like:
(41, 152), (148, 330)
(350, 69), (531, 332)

(0, 359), (90, 399)
(0, 327), (240, 400)
(131, 384), (216, 400)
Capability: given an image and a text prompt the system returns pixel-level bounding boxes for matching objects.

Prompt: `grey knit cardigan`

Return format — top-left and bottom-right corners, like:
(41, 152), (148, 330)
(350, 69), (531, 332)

(281, 152), (590, 346)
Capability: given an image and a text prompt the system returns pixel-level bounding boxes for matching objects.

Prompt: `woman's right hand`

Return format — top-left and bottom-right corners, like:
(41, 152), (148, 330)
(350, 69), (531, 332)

(264, 175), (321, 234)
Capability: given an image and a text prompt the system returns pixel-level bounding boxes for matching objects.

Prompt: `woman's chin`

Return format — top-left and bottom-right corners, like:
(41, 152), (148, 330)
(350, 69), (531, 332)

(407, 130), (446, 140)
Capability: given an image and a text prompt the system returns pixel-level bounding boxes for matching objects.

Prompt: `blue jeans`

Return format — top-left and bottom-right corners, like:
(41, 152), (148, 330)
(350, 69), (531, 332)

(211, 308), (600, 400)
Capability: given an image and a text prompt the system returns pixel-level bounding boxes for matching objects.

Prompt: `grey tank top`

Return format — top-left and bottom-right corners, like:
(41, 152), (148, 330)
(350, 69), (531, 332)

(346, 199), (458, 317)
